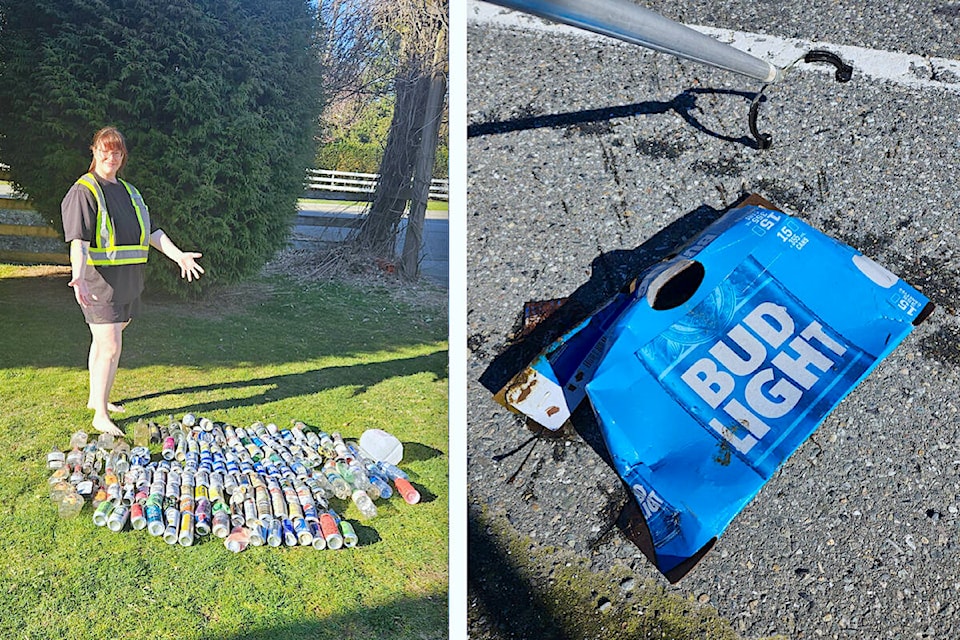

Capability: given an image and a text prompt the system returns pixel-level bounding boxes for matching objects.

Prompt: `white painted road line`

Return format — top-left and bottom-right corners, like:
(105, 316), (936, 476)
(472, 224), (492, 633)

(470, 0), (960, 94)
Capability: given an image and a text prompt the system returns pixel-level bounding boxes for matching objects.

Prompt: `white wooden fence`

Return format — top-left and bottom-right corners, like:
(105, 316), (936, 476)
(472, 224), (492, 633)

(305, 169), (449, 201)
(1, 167), (449, 265)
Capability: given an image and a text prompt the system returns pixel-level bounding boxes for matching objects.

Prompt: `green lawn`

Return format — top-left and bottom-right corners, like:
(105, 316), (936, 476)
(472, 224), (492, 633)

(0, 264), (449, 640)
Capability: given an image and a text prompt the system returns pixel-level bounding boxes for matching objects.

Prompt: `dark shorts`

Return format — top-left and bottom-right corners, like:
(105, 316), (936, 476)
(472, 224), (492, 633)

(81, 297), (142, 324)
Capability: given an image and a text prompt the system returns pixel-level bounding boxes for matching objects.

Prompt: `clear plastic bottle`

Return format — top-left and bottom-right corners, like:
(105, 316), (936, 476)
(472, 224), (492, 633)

(65, 447), (83, 469)
(322, 460), (351, 500)
(351, 489), (378, 520)
(69, 430), (89, 450)
(96, 431), (115, 451)
(148, 421), (162, 444)
(162, 421), (180, 461)
(48, 466), (70, 486)
(46, 446), (65, 470)
(133, 419), (150, 448)
(50, 480), (73, 504)
(68, 464), (84, 486)
(335, 459), (355, 484)
(81, 443), (98, 474)
(58, 491), (84, 518)
(377, 460), (409, 481)
(366, 466), (393, 500)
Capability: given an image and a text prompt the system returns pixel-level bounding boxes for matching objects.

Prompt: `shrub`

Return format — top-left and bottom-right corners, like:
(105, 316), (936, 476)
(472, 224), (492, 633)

(0, 0), (322, 295)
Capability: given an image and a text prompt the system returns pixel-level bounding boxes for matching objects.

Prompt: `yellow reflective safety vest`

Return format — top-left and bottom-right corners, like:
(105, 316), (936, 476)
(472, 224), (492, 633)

(75, 172), (150, 266)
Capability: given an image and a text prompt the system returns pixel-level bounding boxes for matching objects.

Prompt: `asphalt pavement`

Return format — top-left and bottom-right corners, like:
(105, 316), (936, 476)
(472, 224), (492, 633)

(294, 200), (449, 286)
(466, 1), (960, 638)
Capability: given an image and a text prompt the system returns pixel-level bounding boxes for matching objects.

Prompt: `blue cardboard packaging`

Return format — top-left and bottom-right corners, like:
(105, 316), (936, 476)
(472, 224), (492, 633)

(495, 196), (934, 581)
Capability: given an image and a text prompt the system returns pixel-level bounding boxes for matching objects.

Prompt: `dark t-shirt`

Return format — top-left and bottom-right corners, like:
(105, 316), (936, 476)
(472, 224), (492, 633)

(62, 174), (156, 304)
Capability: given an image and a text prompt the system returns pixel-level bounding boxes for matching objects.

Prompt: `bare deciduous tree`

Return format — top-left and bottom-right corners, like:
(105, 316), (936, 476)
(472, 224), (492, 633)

(351, 0), (448, 277)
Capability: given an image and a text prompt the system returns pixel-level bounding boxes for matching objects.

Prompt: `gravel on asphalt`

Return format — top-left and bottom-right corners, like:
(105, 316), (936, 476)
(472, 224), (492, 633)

(467, 16), (960, 640)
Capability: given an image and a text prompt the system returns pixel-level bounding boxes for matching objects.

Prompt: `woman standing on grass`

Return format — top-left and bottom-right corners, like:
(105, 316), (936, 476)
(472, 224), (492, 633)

(61, 126), (204, 436)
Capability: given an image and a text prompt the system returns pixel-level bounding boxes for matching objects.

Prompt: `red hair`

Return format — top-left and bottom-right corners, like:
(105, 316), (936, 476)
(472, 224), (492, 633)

(88, 126), (129, 173)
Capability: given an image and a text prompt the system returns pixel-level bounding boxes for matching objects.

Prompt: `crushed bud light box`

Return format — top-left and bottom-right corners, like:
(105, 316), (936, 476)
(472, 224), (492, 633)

(493, 195), (934, 582)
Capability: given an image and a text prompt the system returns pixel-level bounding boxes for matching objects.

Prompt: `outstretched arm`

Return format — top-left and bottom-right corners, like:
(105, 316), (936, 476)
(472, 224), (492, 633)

(150, 229), (204, 282)
(68, 239), (94, 306)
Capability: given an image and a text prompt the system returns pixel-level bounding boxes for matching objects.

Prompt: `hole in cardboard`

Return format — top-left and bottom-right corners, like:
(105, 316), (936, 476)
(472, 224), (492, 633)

(647, 260), (706, 310)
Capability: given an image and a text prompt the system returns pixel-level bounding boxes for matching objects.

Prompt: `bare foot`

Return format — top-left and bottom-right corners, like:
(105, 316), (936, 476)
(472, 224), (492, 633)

(92, 415), (125, 437)
(87, 402), (126, 413)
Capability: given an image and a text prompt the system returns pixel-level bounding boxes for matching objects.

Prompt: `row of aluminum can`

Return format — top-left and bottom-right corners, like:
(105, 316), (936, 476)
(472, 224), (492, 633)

(55, 415), (420, 550)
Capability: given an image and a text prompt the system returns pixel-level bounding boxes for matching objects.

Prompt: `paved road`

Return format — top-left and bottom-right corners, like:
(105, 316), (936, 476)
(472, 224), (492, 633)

(294, 200), (449, 287)
(467, 2), (960, 638)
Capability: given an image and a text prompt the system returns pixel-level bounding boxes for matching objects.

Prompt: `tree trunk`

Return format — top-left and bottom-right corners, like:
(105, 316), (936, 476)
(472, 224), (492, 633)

(351, 2), (447, 263)
(353, 64), (428, 256)
(400, 25), (447, 280)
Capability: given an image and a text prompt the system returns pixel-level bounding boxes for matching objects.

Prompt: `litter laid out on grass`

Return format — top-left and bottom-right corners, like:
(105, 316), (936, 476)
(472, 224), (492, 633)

(46, 414), (420, 552)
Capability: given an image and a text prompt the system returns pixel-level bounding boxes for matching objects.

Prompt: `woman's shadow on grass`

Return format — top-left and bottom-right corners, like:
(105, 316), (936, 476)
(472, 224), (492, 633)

(119, 350), (448, 421)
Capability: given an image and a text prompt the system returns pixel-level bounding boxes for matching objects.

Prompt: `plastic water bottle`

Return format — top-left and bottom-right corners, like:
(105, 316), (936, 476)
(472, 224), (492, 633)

(69, 430), (88, 450)
(65, 447), (83, 469)
(322, 461), (351, 500)
(377, 461), (409, 481)
(365, 465), (393, 500)
(133, 419), (150, 448)
(149, 421), (162, 444)
(162, 424), (180, 461)
(81, 443), (98, 474)
(47, 446), (65, 470)
(351, 489), (377, 520)
(96, 431), (115, 450)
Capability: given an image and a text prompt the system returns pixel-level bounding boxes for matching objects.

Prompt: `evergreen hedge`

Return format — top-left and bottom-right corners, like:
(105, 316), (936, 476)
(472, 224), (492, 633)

(0, 0), (322, 295)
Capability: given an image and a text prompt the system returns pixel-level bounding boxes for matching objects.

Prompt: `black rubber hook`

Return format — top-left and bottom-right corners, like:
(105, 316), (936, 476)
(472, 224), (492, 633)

(748, 49), (853, 150)
(803, 49), (853, 83)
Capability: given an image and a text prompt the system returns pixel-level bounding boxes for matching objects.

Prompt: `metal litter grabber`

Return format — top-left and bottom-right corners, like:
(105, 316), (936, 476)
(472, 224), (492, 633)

(484, 0), (852, 148)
